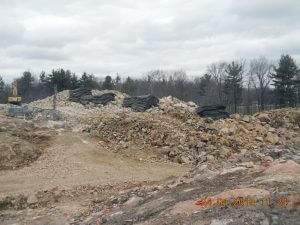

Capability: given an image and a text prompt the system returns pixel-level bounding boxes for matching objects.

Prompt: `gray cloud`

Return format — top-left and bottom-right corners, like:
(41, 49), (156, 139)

(0, 0), (299, 81)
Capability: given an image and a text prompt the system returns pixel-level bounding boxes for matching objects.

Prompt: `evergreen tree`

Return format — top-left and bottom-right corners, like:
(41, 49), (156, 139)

(114, 74), (122, 91)
(223, 61), (244, 113)
(122, 76), (136, 95)
(17, 71), (35, 102)
(0, 76), (4, 92)
(79, 72), (97, 89)
(270, 54), (299, 107)
(102, 75), (115, 90)
(0, 76), (5, 103)
(70, 74), (80, 89)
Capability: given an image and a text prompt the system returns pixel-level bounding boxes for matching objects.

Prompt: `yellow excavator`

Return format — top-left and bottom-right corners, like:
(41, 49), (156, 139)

(7, 81), (27, 117)
(8, 81), (22, 105)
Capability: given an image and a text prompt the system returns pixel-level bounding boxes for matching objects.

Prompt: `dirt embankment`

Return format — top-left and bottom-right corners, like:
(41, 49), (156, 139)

(0, 114), (53, 170)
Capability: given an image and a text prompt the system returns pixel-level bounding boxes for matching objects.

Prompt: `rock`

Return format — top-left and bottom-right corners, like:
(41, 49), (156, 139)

(27, 194), (38, 205)
(178, 155), (190, 164)
(245, 161), (254, 168)
(255, 137), (264, 142)
(210, 219), (233, 225)
(258, 113), (270, 123)
(264, 132), (279, 144)
(220, 167), (246, 175)
(230, 114), (241, 120)
(187, 101), (197, 107)
(169, 200), (200, 216)
(83, 216), (94, 224)
(240, 149), (247, 155)
(219, 148), (230, 158)
(264, 160), (300, 175)
(0, 126), (7, 132)
(239, 126), (249, 134)
(263, 156), (273, 162)
(242, 115), (250, 123)
(220, 128), (229, 135)
(268, 127), (276, 133)
(124, 196), (143, 207)
(206, 155), (215, 163)
(255, 124), (267, 134)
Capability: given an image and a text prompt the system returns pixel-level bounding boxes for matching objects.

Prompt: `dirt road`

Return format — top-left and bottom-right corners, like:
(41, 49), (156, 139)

(0, 132), (190, 197)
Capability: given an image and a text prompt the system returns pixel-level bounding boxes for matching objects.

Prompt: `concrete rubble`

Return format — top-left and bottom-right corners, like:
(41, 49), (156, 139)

(85, 106), (300, 165)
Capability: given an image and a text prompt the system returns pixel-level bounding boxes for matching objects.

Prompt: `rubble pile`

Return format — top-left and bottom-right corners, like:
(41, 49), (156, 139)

(86, 108), (299, 164)
(29, 90), (71, 109)
(196, 105), (229, 119)
(147, 96), (198, 121)
(28, 90), (129, 121)
(122, 95), (159, 112)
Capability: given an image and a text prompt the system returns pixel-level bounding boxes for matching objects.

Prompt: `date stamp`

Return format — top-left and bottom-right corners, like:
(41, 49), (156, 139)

(195, 196), (288, 208)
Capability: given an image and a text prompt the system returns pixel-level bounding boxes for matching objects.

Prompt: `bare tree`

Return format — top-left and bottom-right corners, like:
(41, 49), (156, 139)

(249, 56), (272, 111)
(207, 62), (227, 104)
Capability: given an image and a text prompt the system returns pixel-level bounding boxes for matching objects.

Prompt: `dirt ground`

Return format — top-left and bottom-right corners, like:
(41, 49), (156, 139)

(0, 123), (190, 225)
(0, 132), (189, 196)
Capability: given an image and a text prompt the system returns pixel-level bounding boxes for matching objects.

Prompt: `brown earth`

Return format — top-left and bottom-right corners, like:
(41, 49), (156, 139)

(0, 131), (189, 196)
(0, 114), (53, 170)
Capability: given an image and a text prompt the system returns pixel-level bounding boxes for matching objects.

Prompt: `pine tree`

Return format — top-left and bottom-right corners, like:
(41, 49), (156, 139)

(223, 61), (243, 113)
(102, 76), (115, 90)
(79, 72), (97, 89)
(271, 54), (299, 107)
(0, 76), (4, 92)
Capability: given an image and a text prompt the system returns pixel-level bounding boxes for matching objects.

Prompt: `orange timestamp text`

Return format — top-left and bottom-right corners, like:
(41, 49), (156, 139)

(195, 196), (288, 208)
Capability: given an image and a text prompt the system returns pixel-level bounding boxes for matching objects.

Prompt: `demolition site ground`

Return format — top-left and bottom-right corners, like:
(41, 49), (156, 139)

(0, 89), (299, 225)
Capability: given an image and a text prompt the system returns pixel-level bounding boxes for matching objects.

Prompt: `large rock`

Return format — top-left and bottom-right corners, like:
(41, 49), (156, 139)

(257, 113), (271, 123)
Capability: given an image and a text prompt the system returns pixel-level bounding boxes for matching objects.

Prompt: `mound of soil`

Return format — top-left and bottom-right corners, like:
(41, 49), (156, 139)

(0, 136), (41, 170)
(0, 115), (53, 170)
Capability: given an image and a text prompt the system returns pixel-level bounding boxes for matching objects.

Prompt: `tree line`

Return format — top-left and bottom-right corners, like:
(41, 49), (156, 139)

(0, 54), (299, 114)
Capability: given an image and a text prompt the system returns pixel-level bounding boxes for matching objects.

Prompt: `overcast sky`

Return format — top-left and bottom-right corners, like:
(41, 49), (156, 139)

(1, 0), (299, 81)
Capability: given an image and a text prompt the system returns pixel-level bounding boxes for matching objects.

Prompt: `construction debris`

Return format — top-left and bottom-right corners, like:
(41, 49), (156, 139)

(85, 108), (299, 165)
(28, 90), (128, 121)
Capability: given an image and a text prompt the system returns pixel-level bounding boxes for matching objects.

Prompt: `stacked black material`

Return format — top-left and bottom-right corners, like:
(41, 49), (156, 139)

(196, 105), (229, 120)
(122, 95), (159, 112)
(69, 88), (116, 105)
(90, 93), (116, 105)
(69, 88), (92, 103)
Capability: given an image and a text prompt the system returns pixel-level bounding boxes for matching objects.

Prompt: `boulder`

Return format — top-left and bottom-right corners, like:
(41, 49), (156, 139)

(257, 113), (271, 123)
